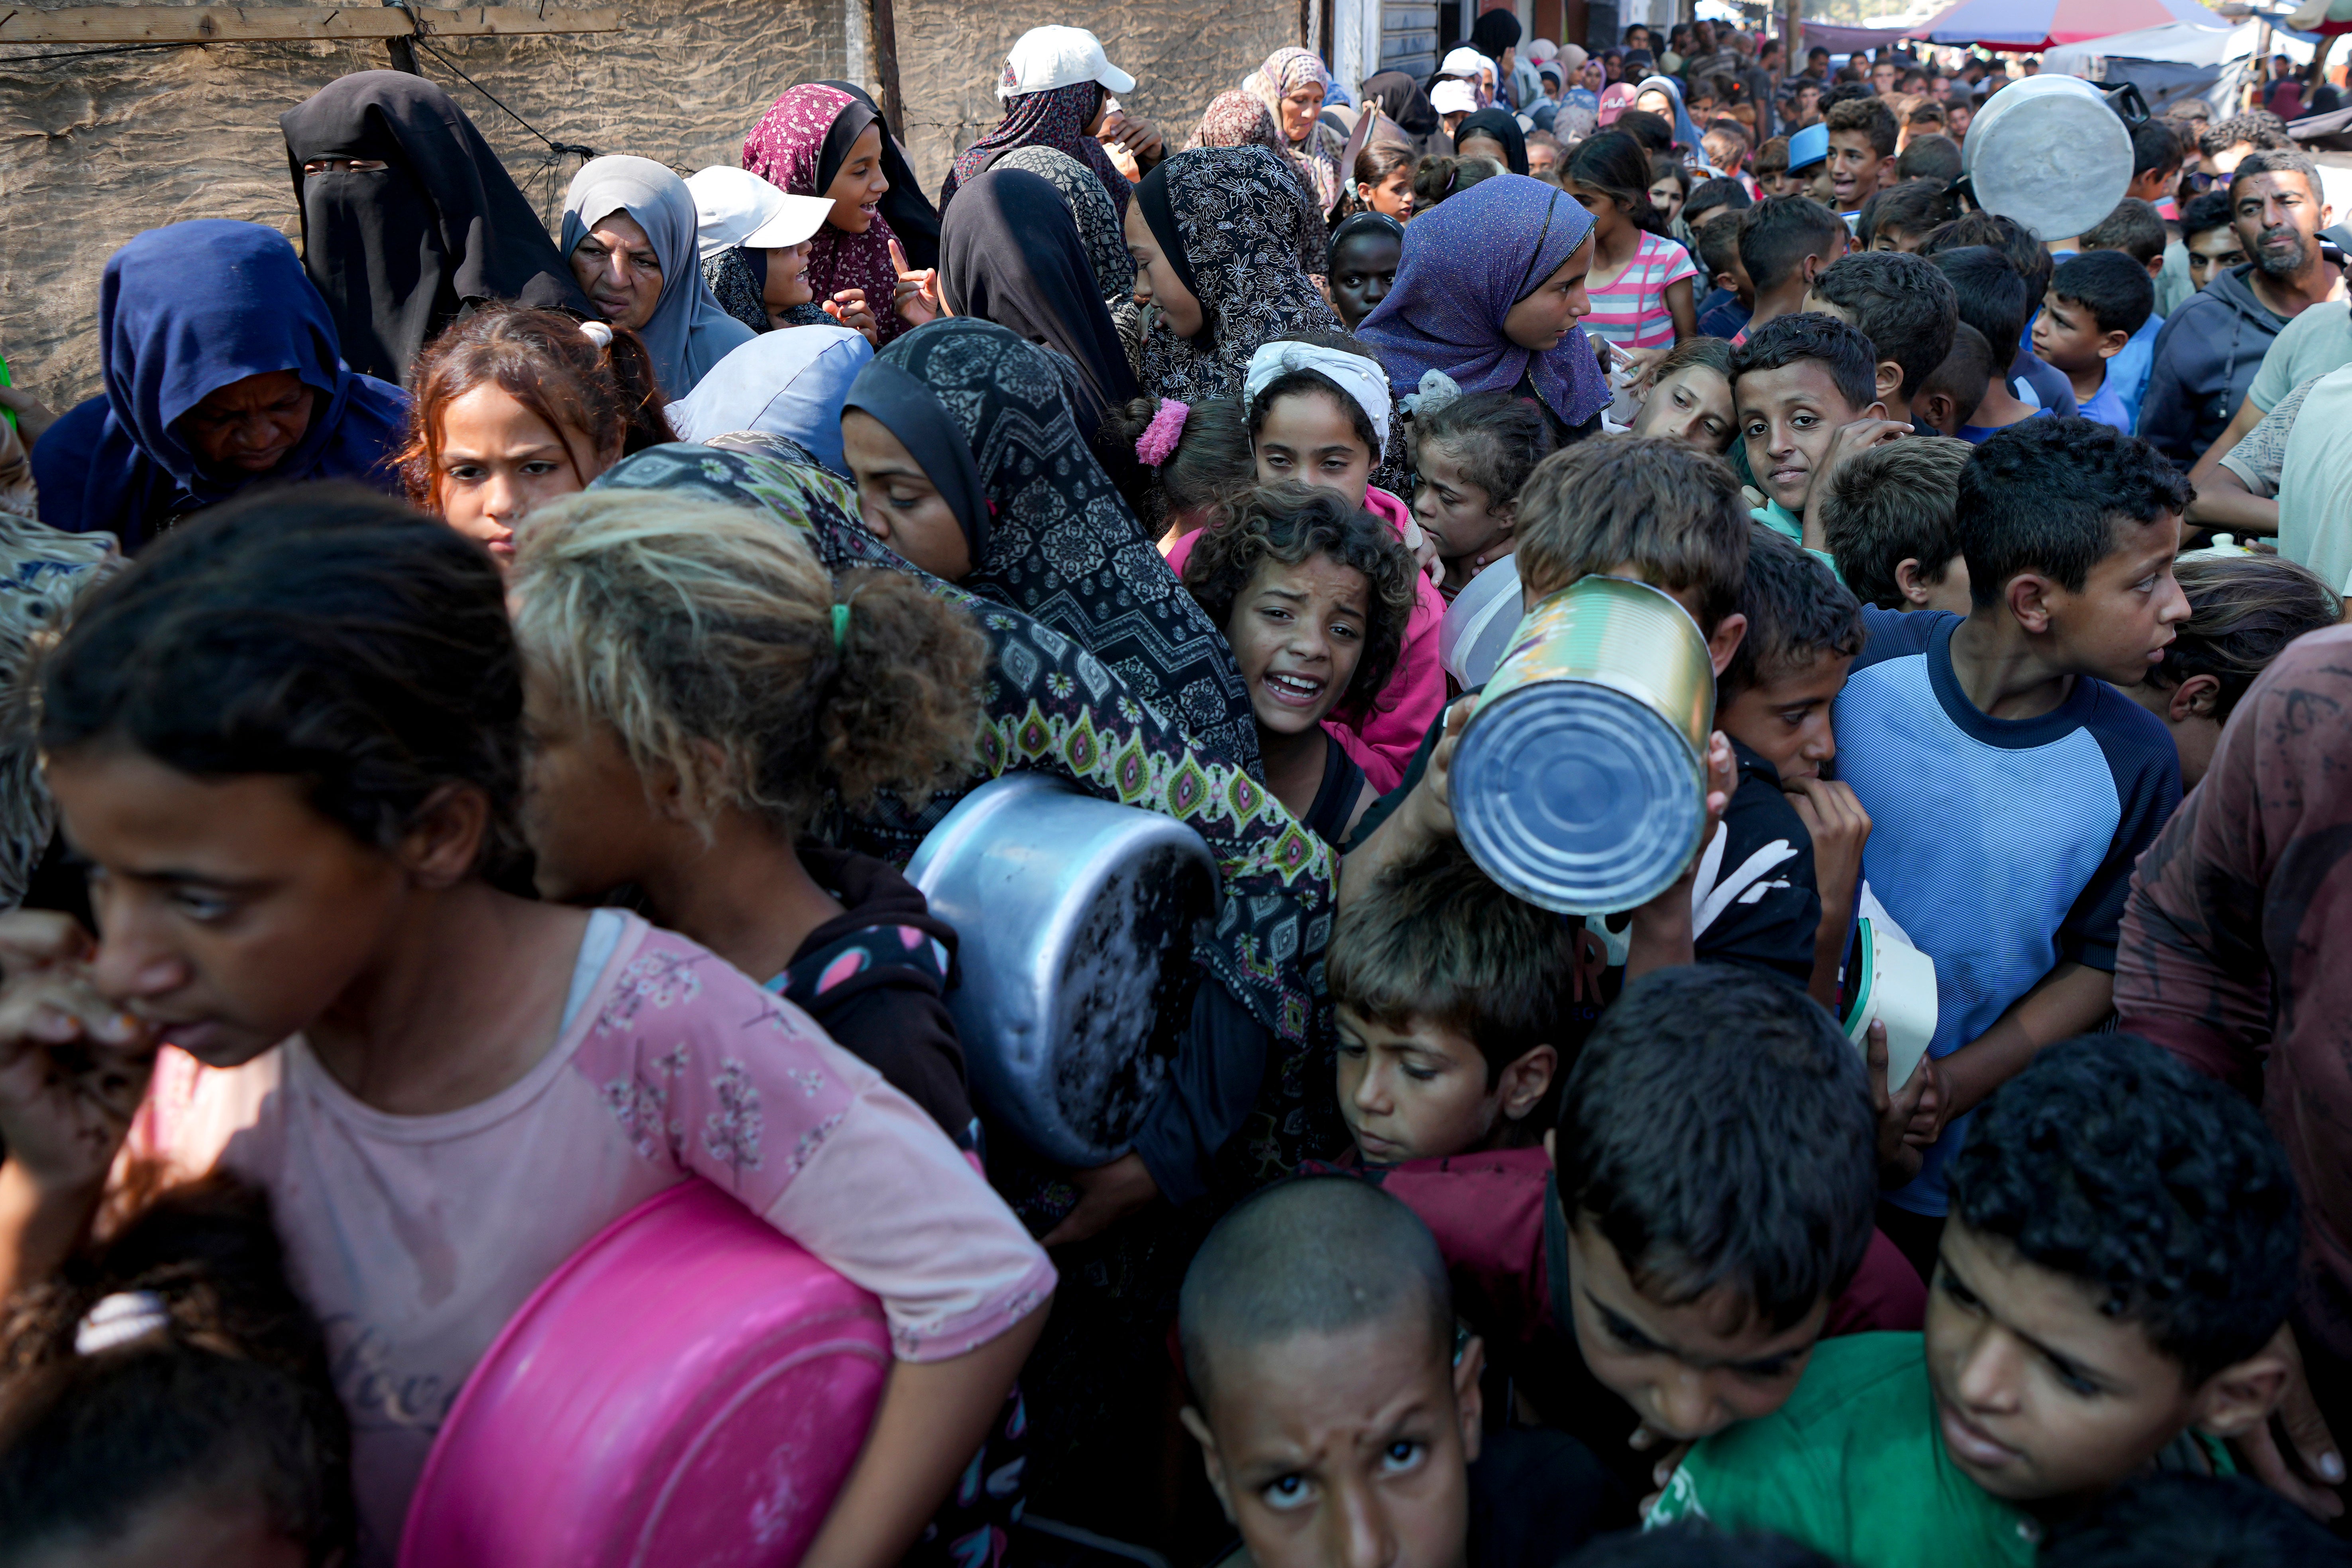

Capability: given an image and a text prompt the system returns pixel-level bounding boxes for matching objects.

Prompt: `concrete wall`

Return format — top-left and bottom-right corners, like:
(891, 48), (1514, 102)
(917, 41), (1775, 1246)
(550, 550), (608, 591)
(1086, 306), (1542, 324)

(1, 0), (1290, 408)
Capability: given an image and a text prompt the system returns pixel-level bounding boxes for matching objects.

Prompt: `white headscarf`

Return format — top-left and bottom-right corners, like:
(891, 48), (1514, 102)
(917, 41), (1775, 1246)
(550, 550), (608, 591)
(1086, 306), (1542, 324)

(561, 155), (755, 398)
(1243, 340), (1393, 447)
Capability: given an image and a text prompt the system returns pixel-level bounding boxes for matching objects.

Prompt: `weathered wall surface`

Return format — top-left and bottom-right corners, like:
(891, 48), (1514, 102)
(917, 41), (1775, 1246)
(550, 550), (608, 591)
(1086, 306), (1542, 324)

(0, 1), (1290, 410)
(893, 5), (1297, 190)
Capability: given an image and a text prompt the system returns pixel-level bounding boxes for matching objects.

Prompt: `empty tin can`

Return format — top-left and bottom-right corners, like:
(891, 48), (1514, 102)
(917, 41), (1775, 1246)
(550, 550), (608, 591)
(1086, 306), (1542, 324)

(1452, 575), (1714, 914)
(906, 772), (1219, 1168)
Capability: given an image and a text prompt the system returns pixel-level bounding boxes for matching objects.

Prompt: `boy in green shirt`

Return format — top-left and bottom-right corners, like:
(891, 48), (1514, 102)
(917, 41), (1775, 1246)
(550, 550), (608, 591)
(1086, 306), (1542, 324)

(1647, 1038), (2302, 1567)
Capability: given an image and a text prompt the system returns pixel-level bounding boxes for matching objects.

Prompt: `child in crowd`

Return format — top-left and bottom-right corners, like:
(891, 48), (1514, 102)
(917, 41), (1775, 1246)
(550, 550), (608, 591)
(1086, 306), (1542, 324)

(1729, 311), (1890, 550)
(1115, 392), (1254, 550)
(1345, 438), (1823, 1012)
(1176, 1176), (1625, 1568)
(1920, 212), (2076, 419)
(1735, 197), (1847, 340)
(400, 303), (675, 564)
(1803, 248), (1958, 428)
(2075, 200), (2169, 428)
(1702, 124), (1751, 189)
(2031, 251), (2155, 433)
(1928, 250), (2044, 441)
(1650, 1038), (2302, 1568)
(1326, 841), (1574, 1166)
(1412, 154), (1505, 215)
(1893, 133), (1961, 188)
(1713, 526), (1869, 1008)
(2124, 552), (2342, 790)
(1410, 390), (1554, 598)
(1912, 324), (1996, 440)
(1694, 213), (1753, 339)
(0, 490), (1055, 1562)
(1353, 142), (1418, 221)
(1830, 418), (2188, 1278)
(1526, 130), (1565, 182)
(1647, 156), (1691, 230)
(2036, 1472), (2352, 1566)
(1816, 436), (1974, 614)
(1182, 482), (1418, 844)
(1824, 96), (1898, 219)
(1325, 212), (1405, 331)
(1679, 178), (1749, 253)
(0, 1176), (355, 1565)
(1860, 178), (1956, 253)
(1751, 135), (1794, 197)
(2180, 190), (2248, 293)
(1629, 338), (1737, 456)
(1569, 133), (1700, 361)
(505, 491), (988, 1147)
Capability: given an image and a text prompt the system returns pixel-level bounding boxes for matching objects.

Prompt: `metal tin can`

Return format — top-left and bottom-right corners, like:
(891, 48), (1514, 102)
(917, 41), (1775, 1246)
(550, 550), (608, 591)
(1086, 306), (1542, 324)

(1452, 575), (1714, 914)
(905, 772), (1218, 1168)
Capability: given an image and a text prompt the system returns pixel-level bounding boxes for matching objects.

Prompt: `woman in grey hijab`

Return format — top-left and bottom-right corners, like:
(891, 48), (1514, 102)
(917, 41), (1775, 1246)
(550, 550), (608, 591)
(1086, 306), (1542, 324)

(561, 155), (754, 397)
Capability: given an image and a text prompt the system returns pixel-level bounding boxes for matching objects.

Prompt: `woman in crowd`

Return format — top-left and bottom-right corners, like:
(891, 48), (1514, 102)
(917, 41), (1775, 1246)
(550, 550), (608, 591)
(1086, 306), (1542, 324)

(937, 167), (1139, 449)
(32, 220), (409, 551)
(666, 324), (872, 475)
(1243, 47), (1347, 215)
(940, 62), (1131, 219)
(280, 71), (589, 387)
(1452, 106), (1531, 176)
(1126, 147), (1346, 407)
(1634, 73), (1707, 152)
(742, 84), (939, 348)
(401, 304), (674, 563)
(838, 318), (1258, 771)
(1359, 69), (1442, 154)
(1355, 173), (1609, 446)
(560, 156), (753, 398)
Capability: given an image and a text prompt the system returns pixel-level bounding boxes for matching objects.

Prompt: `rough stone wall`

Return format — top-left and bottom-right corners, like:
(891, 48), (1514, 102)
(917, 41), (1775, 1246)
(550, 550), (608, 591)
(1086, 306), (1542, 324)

(892, 4), (1297, 190)
(0, 2), (1293, 409)
(1, 0), (846, 405)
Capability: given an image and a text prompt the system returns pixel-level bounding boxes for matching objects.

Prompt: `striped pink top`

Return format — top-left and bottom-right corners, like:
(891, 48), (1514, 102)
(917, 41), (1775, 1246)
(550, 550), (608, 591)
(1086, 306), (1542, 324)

(1581, 230), (1699, 351)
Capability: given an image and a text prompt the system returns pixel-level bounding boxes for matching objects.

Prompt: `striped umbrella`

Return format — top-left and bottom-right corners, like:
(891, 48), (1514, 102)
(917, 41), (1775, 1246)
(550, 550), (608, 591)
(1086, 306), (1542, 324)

(1921, 0), (2232, 51)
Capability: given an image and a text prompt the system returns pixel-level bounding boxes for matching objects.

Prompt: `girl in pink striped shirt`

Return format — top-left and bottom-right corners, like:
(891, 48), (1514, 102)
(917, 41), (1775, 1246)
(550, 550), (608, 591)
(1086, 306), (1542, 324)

(1565, 130), (1698, 374)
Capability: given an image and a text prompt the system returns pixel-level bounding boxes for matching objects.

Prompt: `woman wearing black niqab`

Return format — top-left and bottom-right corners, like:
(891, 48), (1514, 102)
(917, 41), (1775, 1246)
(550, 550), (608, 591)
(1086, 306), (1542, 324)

(281, 70), (589, 387)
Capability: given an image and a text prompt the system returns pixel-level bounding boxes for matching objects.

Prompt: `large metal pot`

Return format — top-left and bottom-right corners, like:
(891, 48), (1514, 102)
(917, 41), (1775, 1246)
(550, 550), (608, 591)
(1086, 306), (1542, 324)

(906, 773), (1219, 1169)
(1959, 74), (2136, 241)
(1451, 575), (1714, 915)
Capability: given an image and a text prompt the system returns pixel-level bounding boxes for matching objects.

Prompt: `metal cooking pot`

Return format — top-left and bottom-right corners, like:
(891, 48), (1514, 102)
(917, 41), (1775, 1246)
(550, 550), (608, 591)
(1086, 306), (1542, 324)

(1958, 75), (2138, 241)
(906, 773), (1219, 1169)
(1451, 575), (1714, 915)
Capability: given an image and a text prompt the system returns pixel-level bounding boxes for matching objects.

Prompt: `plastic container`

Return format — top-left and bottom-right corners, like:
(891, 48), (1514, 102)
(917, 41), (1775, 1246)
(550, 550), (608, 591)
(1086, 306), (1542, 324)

(907, 771), (1219, 1168)
(1451, 576), (1714, 914)
(1959, 73), (2132, 241)
(398, 1179), (890, 1568)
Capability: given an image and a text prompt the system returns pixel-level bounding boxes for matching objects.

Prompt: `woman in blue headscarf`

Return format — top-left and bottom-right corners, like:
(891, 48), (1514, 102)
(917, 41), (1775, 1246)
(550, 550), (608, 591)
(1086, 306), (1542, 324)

(1353, 173), (1609, 446)
(32, 220), (409, 553)
(1634, 75), (1708, 157)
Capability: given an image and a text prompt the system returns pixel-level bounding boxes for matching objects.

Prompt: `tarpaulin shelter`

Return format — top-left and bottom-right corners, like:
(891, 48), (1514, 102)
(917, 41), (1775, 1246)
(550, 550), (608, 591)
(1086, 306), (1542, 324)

(1920, 0), (2232, 52)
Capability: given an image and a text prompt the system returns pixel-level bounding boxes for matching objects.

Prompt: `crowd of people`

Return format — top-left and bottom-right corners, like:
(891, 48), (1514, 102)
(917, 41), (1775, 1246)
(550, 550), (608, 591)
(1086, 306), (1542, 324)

(0, 16), (2348, 1568)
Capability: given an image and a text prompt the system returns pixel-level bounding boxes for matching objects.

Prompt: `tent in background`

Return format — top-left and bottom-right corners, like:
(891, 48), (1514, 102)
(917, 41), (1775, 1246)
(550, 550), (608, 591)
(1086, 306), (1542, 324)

(2044, 18), (2315, 116)
(1920, 0), (2232, 52)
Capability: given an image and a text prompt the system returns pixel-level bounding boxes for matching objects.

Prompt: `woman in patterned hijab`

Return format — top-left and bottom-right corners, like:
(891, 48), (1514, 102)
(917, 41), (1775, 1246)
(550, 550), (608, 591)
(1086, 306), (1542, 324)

(979, 146), (1133, 304)
(942, 80), (1130, 220)
(742, 84), (917, 346)
(1184, 89), (1329, 271)
(1243, 47), (1347, 215)
(840, 319), (1257, 771)
(1129, 147), (1345, 406)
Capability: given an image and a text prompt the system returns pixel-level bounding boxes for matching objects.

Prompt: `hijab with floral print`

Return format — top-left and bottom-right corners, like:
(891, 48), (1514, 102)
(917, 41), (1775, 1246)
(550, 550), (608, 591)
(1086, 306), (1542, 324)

(1243, 47), (1347, 213)
(943, 80), (1131, 220)
(741, 84), (911, 345)
(1133, 146), (1346, 407)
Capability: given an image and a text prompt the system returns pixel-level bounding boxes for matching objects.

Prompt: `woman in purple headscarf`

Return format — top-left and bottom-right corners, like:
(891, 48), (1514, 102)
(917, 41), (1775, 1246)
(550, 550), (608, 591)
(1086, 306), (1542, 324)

(1353, 172), (1609, 445)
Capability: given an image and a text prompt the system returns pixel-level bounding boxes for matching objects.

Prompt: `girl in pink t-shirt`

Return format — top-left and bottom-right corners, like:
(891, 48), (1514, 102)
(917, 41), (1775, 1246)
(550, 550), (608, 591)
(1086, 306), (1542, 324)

(0, 489), (1052, 1566)
(1565, 131), (1699, 369)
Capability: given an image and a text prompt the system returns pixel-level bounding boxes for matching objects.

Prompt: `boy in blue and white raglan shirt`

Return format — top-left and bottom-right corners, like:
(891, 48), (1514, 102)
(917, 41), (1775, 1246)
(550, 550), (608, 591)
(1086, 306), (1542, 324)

(1832, 417), (2187, 1277)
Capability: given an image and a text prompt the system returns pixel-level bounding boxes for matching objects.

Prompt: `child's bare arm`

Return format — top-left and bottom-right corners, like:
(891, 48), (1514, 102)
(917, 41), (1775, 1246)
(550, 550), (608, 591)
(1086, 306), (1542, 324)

(1786, 777), (1869, 1010)
(1928, 961), (2115, 1130)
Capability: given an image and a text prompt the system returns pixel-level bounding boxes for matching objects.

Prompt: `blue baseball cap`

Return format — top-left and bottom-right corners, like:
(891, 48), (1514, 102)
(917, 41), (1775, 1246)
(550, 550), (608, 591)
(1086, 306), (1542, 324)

(1786, 122), (1829, 172)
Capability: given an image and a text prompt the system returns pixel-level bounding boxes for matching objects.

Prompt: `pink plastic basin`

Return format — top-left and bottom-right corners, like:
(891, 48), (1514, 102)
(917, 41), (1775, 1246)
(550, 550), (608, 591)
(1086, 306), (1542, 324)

(399, 1179), (890, 1568)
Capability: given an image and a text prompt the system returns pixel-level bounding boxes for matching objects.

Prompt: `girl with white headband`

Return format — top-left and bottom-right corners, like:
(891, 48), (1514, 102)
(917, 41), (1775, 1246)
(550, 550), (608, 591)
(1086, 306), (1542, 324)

(1159, 334), (1448, 793)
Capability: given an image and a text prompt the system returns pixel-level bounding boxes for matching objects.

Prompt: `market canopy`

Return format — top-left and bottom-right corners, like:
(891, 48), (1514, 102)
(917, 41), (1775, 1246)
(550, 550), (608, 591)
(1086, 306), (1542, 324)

(1918, 0), (2232, 51)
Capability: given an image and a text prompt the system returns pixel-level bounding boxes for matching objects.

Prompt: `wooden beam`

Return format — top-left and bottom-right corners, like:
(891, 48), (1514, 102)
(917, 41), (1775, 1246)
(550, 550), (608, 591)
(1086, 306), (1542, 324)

(0, 5), (621, 45)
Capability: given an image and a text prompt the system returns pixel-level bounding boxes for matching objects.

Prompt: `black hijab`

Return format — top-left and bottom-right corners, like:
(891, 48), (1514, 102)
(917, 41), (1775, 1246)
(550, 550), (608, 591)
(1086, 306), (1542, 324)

(1361, 70), (1439, 136)
(1469, 8), (1521, 59)
(938, 168), (1138, 442)
(280, 70), (587, 386)
(839, 358), (991, 559)
(1453, 107), (1530, 175)
(817, 79), (941, 270)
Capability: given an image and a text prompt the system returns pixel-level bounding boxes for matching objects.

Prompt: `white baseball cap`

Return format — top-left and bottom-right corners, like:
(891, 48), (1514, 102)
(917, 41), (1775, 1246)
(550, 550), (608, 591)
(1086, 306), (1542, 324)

(687, 167), (834, 258)
(1431, 80), (1478, 116)
(999, 25), (1136, 100)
